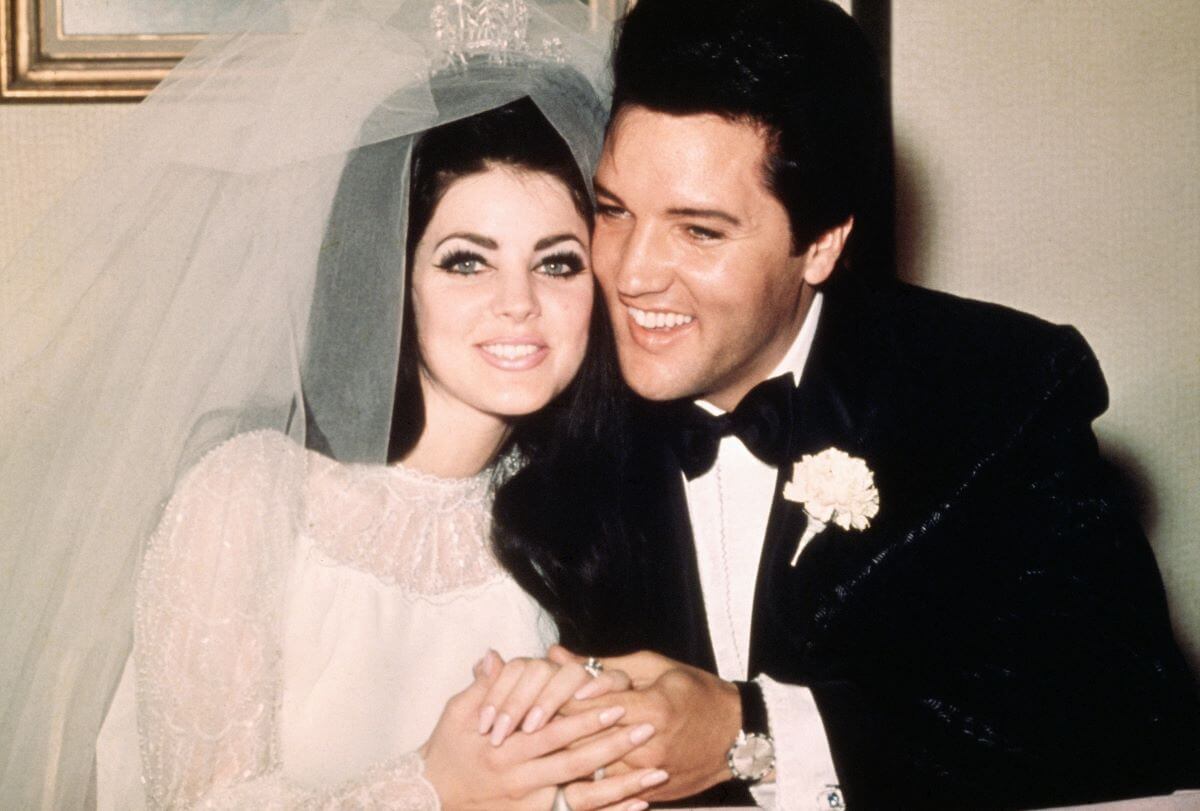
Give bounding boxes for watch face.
[732,733,775,779]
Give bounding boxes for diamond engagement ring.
[584,656,604,678]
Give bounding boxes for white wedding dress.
[96,430,553,809]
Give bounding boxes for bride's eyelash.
[434,249,488,274]
[537,251,586,277]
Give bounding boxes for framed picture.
[2,0,881,102]
[0,0,632,101]
[2,0,201,100]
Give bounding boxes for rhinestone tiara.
[430,0,565,72]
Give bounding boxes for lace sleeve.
[134,431,441,810]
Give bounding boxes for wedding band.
[550,786,574,811]
[593,766,606,781]
[584,656,604,678]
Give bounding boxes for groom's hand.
[554,648,741,801]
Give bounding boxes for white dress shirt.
[685,293,844,810]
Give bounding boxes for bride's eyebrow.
[534,233,584,251]
[434,232,498,251]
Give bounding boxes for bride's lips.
[477,339,549,370]
[623,303,697,350]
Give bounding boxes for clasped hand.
[547,646,742,803]
[421,650,668,811]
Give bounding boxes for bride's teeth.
[627,306,694,330]
[483,344,539,359]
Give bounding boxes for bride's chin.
[481,389,564,419]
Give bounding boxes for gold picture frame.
[0,0,200,101]
[1,0,631,102]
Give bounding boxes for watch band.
[734,679,769,737]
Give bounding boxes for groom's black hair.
[609,0,887,256]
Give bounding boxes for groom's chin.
[616,352,700,403]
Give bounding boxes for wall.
[2,1,1197,671]
[892,1,1199,672]
[0,105,130,266]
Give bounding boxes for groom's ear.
[800,216,854,286]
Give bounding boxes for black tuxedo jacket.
[556,275,1200,809]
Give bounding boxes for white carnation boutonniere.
[784,447,879,566]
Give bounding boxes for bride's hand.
[421,664,667,811]
[478,650,632,744]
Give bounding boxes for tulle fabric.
[0,1,610,806]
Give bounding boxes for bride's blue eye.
[537,251,586,277]
[435,250,488,275]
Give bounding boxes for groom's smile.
[592,105,841,411]
[626,305,695,331]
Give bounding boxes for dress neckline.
[304,449,504,594]
[382,459,494,489]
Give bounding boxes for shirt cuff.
[754,673,844,810]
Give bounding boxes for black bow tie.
[669,374,798,479]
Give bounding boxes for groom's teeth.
[628,306,694,330]
[482,344,540,359]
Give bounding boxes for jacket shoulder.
[844,279,1109,422]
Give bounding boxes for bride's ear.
[800,216,853,286]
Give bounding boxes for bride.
[0,1,659,808]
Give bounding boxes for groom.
[544,0,1200,808]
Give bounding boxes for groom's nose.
[607,223,674,297]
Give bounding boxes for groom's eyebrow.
[435,233,499,250]
[594,182,741,227]
[666,206,742,227]
[593,182,625,205]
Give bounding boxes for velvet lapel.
[747,277,899,678]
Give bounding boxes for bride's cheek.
[547,289,591,366]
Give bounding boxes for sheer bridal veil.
[0,0,610,805]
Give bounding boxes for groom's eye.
[596,203,628,219]
[686,224,724,242]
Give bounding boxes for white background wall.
[2,1,1197,673]
[892,1,1199,673]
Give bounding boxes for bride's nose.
[491,268,540,321]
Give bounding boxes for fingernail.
[627,802,649,811]
[598,706,626,726]
[574,679,603,700]
[640,770,669,788]
[629,723,655,745]
[521,706,545,733]
[478,705,496,735]
[490,713,512,746]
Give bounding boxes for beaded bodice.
[304,449,504,595]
